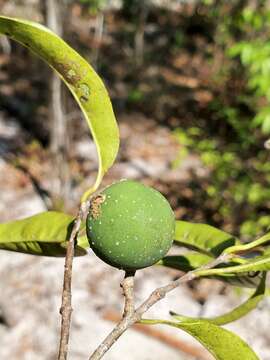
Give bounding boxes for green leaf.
[160,253,262,288]
[0,16,119,200]
[141,319,259,360]
[0,211,88,256]
[171,272,266,325]
[224,231,270,255]
[197,254,270,277]
[174,221,239,257]
[160,252,213,272]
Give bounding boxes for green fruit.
[86,180,175,270]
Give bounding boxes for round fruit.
[86,180,175,270]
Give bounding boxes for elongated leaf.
[0,16,119,200]
[141,319,259,360]
[160,253,262,288]
[224,231,270,255]
[175,221,239,256]
[196,254,270,277]
[171,272,266,325]
[0,211,88,256]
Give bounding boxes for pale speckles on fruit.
[86,180,175,271]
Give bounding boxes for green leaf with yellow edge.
[0,211,88,256]
[175,221,239,257]
[140,319,259,360]
[170,272,266,325]
[0,15,119,200]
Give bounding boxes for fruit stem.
[88,253,231,360]
[89,270,136,360]
[121,270,136,318]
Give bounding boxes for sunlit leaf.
[171,272,266,325]
[160,252,262,288]
[0,211,88,256]
[172,224,261,286]
[141,319,259,360]
[0,16,119,200]
[174,221,239,256]
[224,231,270,255]
[197,254,270,277]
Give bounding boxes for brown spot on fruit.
[90,194,106,220]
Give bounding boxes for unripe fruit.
[86,180,175,271]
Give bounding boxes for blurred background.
[1,0,270,359]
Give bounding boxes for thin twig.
[88,253,231,360]
[89,271,136,360]
[58,201,90,360]
[135,253,230,318]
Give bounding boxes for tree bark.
[45,0,70,208]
